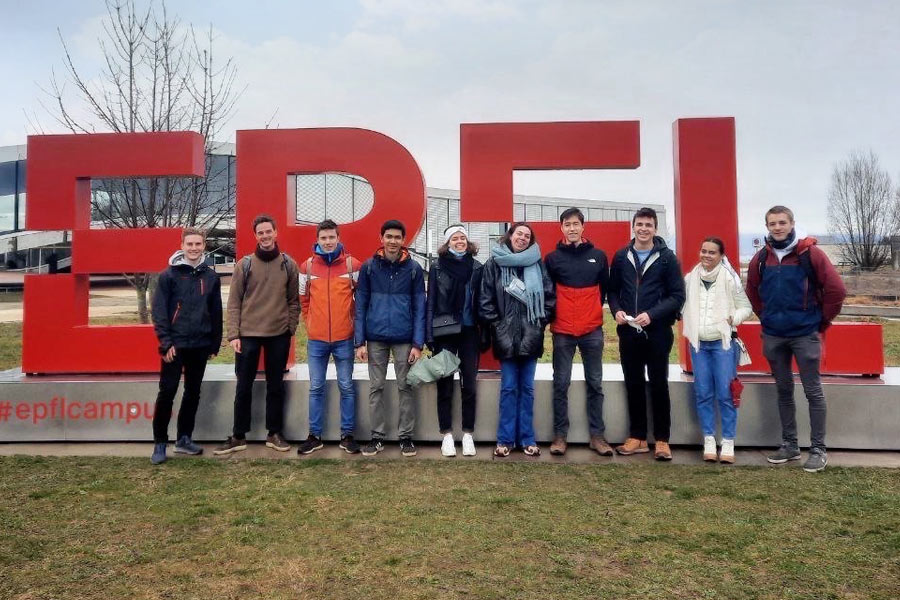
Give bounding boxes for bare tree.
[41,0,239,321]
[827,150,900,271]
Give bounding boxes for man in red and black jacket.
[545,208,613,456]
[746,205,846,473]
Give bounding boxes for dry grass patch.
[1,457,898,599]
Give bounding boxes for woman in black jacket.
[479,222,555,457]
[426,225,484,457]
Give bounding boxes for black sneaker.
[339,435,361,454]
[298,434,324,455]
[362,438,384,456]
[400,437,417,457]
[213,436,247,456]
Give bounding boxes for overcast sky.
[2,0,898,235]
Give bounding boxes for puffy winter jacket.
[607,236,685,330]
[299,248,362,343]
[354,248,426,349]
[425,256,485,343]
[745,237,846,337]
[151,251,223,355]
[545,239,609,336]
[478,257,556,360]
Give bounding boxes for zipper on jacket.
[327,257,333,342]
[172,301,181,325]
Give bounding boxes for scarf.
[491,242,545,323]
[256,243,281,262]
[682,257,742,351]
[315,243,343,265]
[768,228,796,250]
[437,251,474,316]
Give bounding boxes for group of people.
[149,204,845,473]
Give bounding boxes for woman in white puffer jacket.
[682,237,752,464]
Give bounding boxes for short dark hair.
[632,207,658,228]
[559,207,584,224]
[317,219,339,235]
[252,214,276,233]
[701,236,725,255]
[181,226,205,241]
[765,205,794,224]
[498,222,536,250]
[381,219,406,237]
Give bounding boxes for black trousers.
[618,324,673,441]
[433,326,480,433]
[152,347,210,443]
[233,333,292,438]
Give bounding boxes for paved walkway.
[2,442,898,467]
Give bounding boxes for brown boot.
[615,438,649,455]
[654,440,673,461]
[589,435,614,456]
[549,436,567,455]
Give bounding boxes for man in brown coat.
[214,214,300,455]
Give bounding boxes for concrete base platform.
[2,442,899,468]
[1,364,898,450]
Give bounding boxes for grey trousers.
[552,328,606,437]
[762,332,827,451]
[367,341,416,439]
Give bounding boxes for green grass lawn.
[1,315,899,370]
[0,457,898,599]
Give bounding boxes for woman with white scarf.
[682,237,751,464]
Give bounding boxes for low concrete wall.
[1,365,897,449]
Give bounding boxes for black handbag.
[432,314,462,338]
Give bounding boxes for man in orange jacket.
[297,219,363,455]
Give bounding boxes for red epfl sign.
[21,119,884,375]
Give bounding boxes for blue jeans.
[689,340,739,439]
[498,358,537,447]
[307,338,356,437]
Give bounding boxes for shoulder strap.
[756,247,769,278]
[346,256,356,291]
[241,255,253,289]
[799,250,819,291]
[303,257,314,297]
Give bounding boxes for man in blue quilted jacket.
[355,220,426,457]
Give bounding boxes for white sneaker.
[441,433,457,457]
[703,435,717,462]
[720,439,735,464]
[462,433,476,456]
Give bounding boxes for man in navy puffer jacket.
[149,227,222,464]
[355,220,426,457]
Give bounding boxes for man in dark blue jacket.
[150,227,223,464]
[607,208,685,461]
[355,220,426,457]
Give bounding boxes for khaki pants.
[367,341,416,439]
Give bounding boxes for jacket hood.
[374,247,411,264]
[556,238,595,253]
[168,250,208,269]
